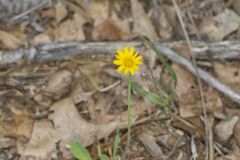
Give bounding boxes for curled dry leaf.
[149,1,172,39]
[53,13,86,42]
[233,119,240,145]
[172,64,195,97]
[93,20,126,40]
[200,9,240,40]
[17,90,145,159]
[131,0,158,41]
[55,1,67,23]
[0,30,25,49]
[0,137,16,148]
[138,131,163,157]
[179,87,225,119]
[213,62,240,88]
[233,0,240,15]
[215,116,239,142]
[44,70,72,98]
[17,96,119,159]
[88,0,109,26]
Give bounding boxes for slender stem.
[123,74,132,160]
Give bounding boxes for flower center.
[124,58,134,68]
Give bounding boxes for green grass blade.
[131,83,145,97]
[70,140,92,160]
[113,129,120,160]
[99,154,110,160]
[144,92,169,107]
[132,82,169,107]
[142,38,177,88]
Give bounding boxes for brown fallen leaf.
[0,137,16,149]
[93,20,126,40]
[17,94,146,159]
[138,131,163,157]
[44,70,72,98]
[233,0,240,15]
[172,64,196,97]
[172,116,205,139]
[233,119,240,145]
[200,9,240,40]
[131,0,158,41]
[0,30,25,49]
[179,87,225,119]
[53,13,86,42]
[213,62,240,88]
[149,1,172,39]
[17,96,119,159]
[32,33,52,45]
[88,0,109,26]
[215,116,239,142]
[55,1,68,23]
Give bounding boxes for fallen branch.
[0,40,240,105]
[155,42,240,105]
[1,40,240,66]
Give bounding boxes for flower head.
[113,47,142,75]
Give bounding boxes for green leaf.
[113,129,120,160]
[142,38,177,88]
[132,82,168,107]
[99,154,110,160]
[144,92,169,107]
[132,83,145,97]
[70,140,92,160]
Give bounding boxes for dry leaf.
[55,1,68,23]
[0,30,25,49]
[88,0,109,26]
[213,62,240,87]
[200,9,240,40]
[172,64,196,97]
[93,20,125,40]
[131,0,158,41]
[32,33,52,45]
[233,0,240,15]
[179,88,224,119]
[0,137,16,149]
[215,116,239,142]
[138,131,163,157]
[44,70,72,98]
[53,13,86,42]
[17,96,119,159]
[172,117,204,139]
[233,120,240,145]
[149,1,172,39]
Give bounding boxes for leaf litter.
[0,0,240,159]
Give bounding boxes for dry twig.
[170,1,210,159]
[0,41,240,106]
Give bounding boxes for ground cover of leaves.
[0,0,240,159]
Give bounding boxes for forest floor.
[0,0,240,159]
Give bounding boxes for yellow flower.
[113,47,142,75]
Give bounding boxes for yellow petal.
[133,51,139,58]
[113,60,122,65]
[124,68,129,75]
[115,54,121,59]
[133,65,139,70]
[135,55,142,60]
[117,49,124,57]
[129,47,134,56]
[117,66,124,72]
[135,61,142,65]
[124,47,129,55]
[130,69,134,75]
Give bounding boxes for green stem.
[123,74,132,159]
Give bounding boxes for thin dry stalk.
[170,0,212,160]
